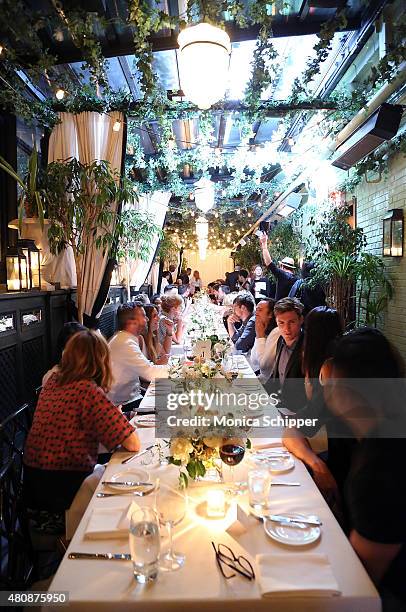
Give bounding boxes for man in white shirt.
[108,303,168,411]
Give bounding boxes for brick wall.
[355,151,406,359]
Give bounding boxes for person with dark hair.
[238,269,251,291]
[139,304,172,364]
[108,303,168,410]
[227,292,256,353]
[207,282,224,305]
[288,261,326,314]
[151,294,162,313]
[24,330,140,515]
[282,307,348,514]
[321,328,406,607]
[160,271,171,294]
[251,298,280,381]
[250,264,274,302]
[265,297,305,413]
[42,321,87,385]
[259,233,298,300]
[168,264,177,284]
[226,266,240,292]
[179,267,192,285]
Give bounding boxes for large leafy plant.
[44,158,161,323]
[0,147,45,231]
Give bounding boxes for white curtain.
[48,111,124,317]
[128,191,171,290]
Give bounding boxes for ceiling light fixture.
[178,23,231,110]
[55,88,65,100]
[112,120,122,132]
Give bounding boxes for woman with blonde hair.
[158,293,186,344]
[24,330,140,515]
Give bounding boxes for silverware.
[121,444,154,464]
[267,514,322,526]
[271,482,300,486]
[96,486,156,498]
[101,480,153,487]
[68,552,131,561]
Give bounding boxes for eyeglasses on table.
[211,542,255,581]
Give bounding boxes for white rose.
[170,438,193,464]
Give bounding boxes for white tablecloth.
[48,354,380,612]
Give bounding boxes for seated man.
[227,292,256,354]
[265,297,306,413]
[108,303,168,411]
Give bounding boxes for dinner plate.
[104,468,150,491]
[264,513,321,546]
[134,414,156,427]
[251,452,295,473]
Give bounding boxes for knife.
[68,552,131,561]
[121,445,154,464]
[271,482,300,486]
[101,481,153,487]
[267,514,322,526]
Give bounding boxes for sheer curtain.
[128,191,171,290]
[48,111,124,319]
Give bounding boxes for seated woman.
[24,330,140,516]
[250,298,279,380]
[42,321,86,385]
[324,328,406,608]
[158,293,185,345]
[139,304,172,364]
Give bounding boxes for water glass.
[129,507,160,583]
[248,468,271,513]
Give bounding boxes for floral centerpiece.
[167,356,250,487]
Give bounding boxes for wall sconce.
[18,239,41,290]
[383,209,404,257]
[6,245,28,291]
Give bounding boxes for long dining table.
[47,323,381,612]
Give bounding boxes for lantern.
[178,23,231,110]
[6,246,28,291]
[194,177,215,213]
[18,239,41,290]
[383,209,403,257]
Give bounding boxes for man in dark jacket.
[226,266,240,292]
[259,233,297,300]
[265,297,306,413]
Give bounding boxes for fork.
[97,487,156,498]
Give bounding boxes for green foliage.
[268,220,301,264]
[157,233,179,263]
[235,239,262,270]
[305,205,392,327]
[356,253,394,328]
[0,147,45,231]
[44,158,160,322]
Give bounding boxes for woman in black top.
[325,328,406,609]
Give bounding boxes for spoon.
[96,487,156,498]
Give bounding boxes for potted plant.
[0,147,45,231]
[44,158,162,323]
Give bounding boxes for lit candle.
[207,489,226,518]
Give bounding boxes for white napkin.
[84,501,139,540]
[252,438,283,450]
[256,552,341,598]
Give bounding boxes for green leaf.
[179,472,188,489]
[186,460,197,479]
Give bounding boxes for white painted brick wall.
[355,151,406,360]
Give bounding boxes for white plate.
[264,513,321,546]
[251,453,295,473]
[105,468,150,491]
[134,414,156,428]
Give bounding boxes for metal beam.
[48,16,360,64]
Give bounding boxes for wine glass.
[219,440,246,496]
[155,484,187,571]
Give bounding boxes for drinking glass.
[219,441,245,496]
[129,507,160,583]
[248,468,271,513]
[155,484,187,571]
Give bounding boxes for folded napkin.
[256,552,341,598]
[252,439,283,450]
[84,501,139,540]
